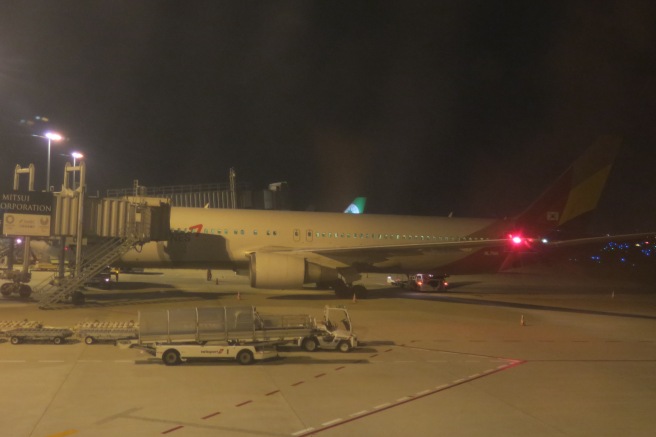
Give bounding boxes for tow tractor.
[388,273,448,292]
[295,306,357,352]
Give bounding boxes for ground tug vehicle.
[293,306,357,352]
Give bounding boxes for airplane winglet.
[344,197,367,214]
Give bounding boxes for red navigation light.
[509,234,523,245]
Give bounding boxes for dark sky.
[0,1,654,231]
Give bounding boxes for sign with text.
[3,213,51,237]
[0,192,53,237]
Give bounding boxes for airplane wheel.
[1,283,13,296]
[333,280,350,298]
[72,292,86,305]
[10,336,21,345]
[352,285,367,299]
[18,284,32,298]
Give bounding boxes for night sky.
[1,1,654,232]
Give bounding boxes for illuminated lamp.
[509,234,523,245]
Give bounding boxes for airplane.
[119,136,642,298]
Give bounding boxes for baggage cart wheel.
[84,336,95,345]
[162,349,181,366]
[53,336,64,345]
[10,336,21,345]
[236,349,254,365]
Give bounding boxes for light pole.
[44,132,63,191]
[71,152,83,189]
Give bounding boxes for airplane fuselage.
[120,207,515,275]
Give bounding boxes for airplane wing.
[244,231,656,272]
[539,232,656,248]
[244,238,513,270]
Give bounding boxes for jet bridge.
[1,161,170,308]
[34,193,170,308]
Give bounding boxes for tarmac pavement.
[0,266,655,436]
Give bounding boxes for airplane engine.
[249,253,337,289]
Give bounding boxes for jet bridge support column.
[13,165,35,280]
[0,164,38,299]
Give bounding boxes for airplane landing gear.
[331,280,368,299]
[0,271,33,299]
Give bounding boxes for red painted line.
[236,400,252,407]
[291,381,305,386]
[384,348,393,352]
[315,373,326,378]
[410,340,418,343]
[295,360,527,436]
[334,366,345,371]
[265,390,280,396]
[161,425,184,434]
[201,411,221,419]
[370,354,379,358]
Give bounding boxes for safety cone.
[352,293,357,303]
[520,315,526,326]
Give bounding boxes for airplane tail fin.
[514,135,621,237]
[344,197,367,214]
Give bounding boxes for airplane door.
[306,229,313,242]
[294,229,301,242]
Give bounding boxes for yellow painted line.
[47,430,78,437]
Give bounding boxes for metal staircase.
[36,233,143,309]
